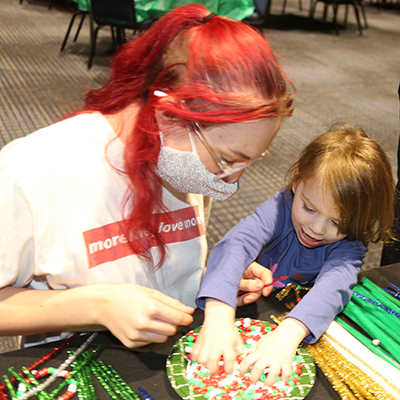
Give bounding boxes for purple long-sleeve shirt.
[196,189,366,343]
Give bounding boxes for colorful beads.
[186,318,304,400]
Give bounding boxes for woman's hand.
[94,284,194,348]
[238,318,309,386]
[190,299,243,374]
[0,284,193,348]
[237,262,273,307]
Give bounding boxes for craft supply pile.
[0,333,151,400]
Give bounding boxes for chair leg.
[73,12,86,42]
[323,3,329,19]
[281,0,287,14]
[344,4,349,28]
[60,11,79,51]
[88,27,99,69]
[359,1,368,28]
[88,14,99,69]
[332,5,339,34]
[111,26,116,45]
[299,0,303,11]
[353,4,363,34]
[309,0,318,18]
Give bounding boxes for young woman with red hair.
[0,5,294,348]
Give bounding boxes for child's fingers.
[221,348,237,374]
[198,351,220,374]
[238,351,258,376]
[280,362,293,384]
[249,359,271,384]
[263,363,282,386]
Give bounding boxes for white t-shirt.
[0,113,209,344]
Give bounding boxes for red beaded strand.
[0,333,79,395]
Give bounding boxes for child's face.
[291,177,347,248]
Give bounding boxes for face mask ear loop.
[158,131,164,146]
[186,125,199,155]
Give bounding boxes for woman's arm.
[0,284,194,348]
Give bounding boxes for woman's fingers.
[99,284,194,348]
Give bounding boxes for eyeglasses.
[190,121,270,180]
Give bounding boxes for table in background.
[1,264,398,399]
[72,0,256,24]
[135,0,256,23]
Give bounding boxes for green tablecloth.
[135,0,255,22]
[73,0,256,23]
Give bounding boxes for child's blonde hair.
[286,123,395,244]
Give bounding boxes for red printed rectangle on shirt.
[83,206,205,268]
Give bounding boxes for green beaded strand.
[75,365,96,399]
[84,356,140,400]
[2,375,16,400]
[6,367,49,400]
[47,347,101,399]
[88,364,120,400]
[95,360,140,400]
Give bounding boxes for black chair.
[309,0,368,34]
[60,0,90,52]
[242,0,271,29]
[88,0,152,69]
[281,0,304,14]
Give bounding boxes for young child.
[191,123,395,386]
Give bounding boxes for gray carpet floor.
[1,0,400,352]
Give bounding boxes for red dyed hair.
[82,5,294,266]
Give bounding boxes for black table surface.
[0,263,399,400]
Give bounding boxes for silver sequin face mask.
[156,135,238,201]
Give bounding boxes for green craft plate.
[166,320,316,400]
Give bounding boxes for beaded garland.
[0,332,148,400]
[15,368,77,400]
[0,334,79,400]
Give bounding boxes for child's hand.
[238,318,310,386]
[190,299,243,374]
